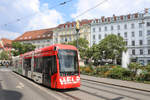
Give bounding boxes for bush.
[95,66,110,76]
[107,67,131,79]
[138,71,150,81]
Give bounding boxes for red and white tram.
[13,44,80,89]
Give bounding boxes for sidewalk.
[81,74,150,92]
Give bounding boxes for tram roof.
[21,44,77,57]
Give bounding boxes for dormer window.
[43,35,45,37]
[48,34,50,37]
[37,35,40,38]
[29,36,32,39]
[24,37,27,39]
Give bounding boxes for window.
[139,23,142,28]
[93,41,96,45]
[111,26,113,30]
[132,49,135,55]
[147,22,150,27]
[118,33,120,36]
[132,41,135,46]
[105,26,107,31]
[148,49,150,54]
[99,34,101,39]
[23,58,31,71]
[139,31,142,37]
[148,40,150,45]
[124,32,127,38]
[99,27,101,32]
[93,35,95,39]
[93,28,95,32]
[125,41,128,46]
[131,23,134,29]
[117,25,120,30]
[139,40,143,45]
[43,35,45,37]
[124,24,127,29]
[105,34,107,37]
[65,38,67,42]
[42,56,57,75]
[58,50,78,74]
[132,32,135,37]
[147,30,150,35]
[140,49,143,55]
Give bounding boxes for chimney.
[145,8,148,13]
[101,16,105,22]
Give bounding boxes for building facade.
[90,9,150,65]
[0,38,12,52]
[14,28,54,49]
[53,20,92,45]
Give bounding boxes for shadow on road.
[0,90,22,100]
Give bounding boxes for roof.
[0,38,12,49]
[57,19,92,29]
[14,28,55,42]
[21,44,77,57]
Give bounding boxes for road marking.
[12,72,63,100]
[16,82,24,89]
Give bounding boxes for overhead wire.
[0,0,73,28]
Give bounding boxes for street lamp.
[76,20,80,49]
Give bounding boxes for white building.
[90,9,150,65]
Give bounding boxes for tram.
[13,44,80,89]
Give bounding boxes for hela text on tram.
[59,76,80,85]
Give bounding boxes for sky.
[0,0,150,40]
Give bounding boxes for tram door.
[43,56,52,87]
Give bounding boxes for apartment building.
[90,9,150,65]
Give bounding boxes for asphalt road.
[0,66,150,100]
[0,67,60,100]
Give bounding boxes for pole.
[76,29,79,49]
[76,20,80,49]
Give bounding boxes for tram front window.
[58,49,79,76]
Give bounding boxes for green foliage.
[107,67,131,79]
[128,62,142,80]
[138,71,150,81]
[91,34,127,65]
[65,38,89,59]
[95,66,110,76]
[0,51,10,60]
[12,42,36,56]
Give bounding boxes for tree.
[65,38,89,59]
[93,34,127,65]
[11,42,36,56]
[0,51,10,60]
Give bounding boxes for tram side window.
[34,57,43,73]
[43,56,57,75]
[23,59,31,70]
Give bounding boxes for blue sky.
[0,0,149,39]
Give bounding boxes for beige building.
[53,19,92,46]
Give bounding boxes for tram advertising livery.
[13,44,80,89]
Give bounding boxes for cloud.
[24,3,64,31]
[0,0,64,39]
[71,0,150,20]
[0,30,20,40]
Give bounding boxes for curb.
[81,77,150,92]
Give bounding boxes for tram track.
[81,78,150,93]
[81,79,150,96]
